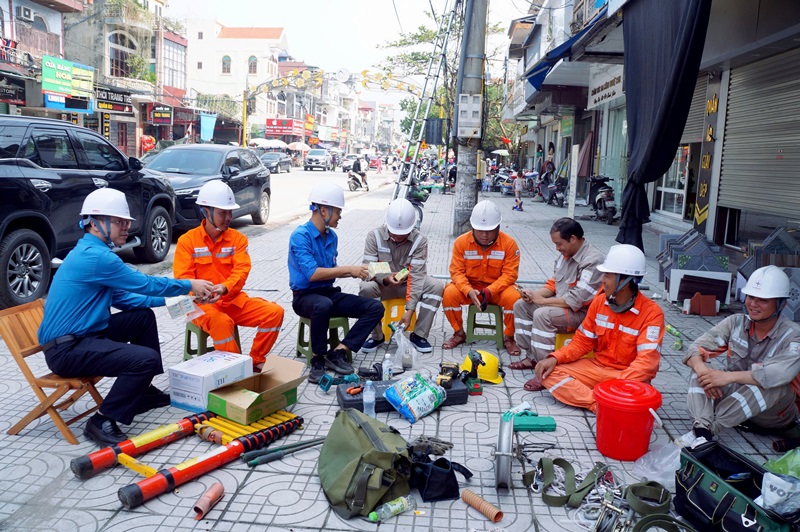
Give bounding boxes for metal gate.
[681,73,708,144]
[718,48,800,217]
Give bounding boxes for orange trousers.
[193,296,284,365]
[542,358,623,412]
[442,283,520,337]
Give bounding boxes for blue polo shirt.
[288,220,338,291]
[38,233,192,345]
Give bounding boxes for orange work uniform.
[173,222,284,366]
[542,291,664,412]
[443,230,521,336]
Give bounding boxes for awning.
[526,7,607,90]
[0,61,36,80]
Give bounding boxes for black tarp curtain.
[616,0,713,249]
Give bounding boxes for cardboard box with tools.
[169,352,253,412]
[207,356,307,424]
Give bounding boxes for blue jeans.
[292,286,384,357]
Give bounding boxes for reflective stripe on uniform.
[411,259,425,265]
[214,336,235,345]
[192,251,212,258]
[516,318,533,326]
[637,343,660,351]
[688,386,706,395]
[579,326,597,339]
[418,302,438,312]
[532,341,555,350]
[549,376,573,393]
[596,320,614,329]
[443,306,461,311]
[619,325,639,336]
[516,329,532,337]
[257,327,281,333]
[423,293,442,301]
[576,281,598,295]
[363,254,378,262]
[730,392,753,418]
[532,328,556,338]
[464,255,483,260]
[745,385,768,412]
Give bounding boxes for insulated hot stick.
[247,438,326,467]
[118,416,302,509]
[71,411,216,480]
[240,436,327,462]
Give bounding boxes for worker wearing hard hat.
[442,200,521,355]
[534,245,664,412]
[360,199,444,353]
[684,265,800,442]
[511,218,605,392]
[38,188,214,446]
[288,182,384,384]
[173,181,285,373]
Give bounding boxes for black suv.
[0,116,176,309]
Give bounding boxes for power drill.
[436,362,461,389]
[463,350,485,395]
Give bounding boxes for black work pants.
[44,308,162,425]
[292,286,383,357]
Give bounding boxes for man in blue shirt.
[289,182,383,383]
[38,188,214,446]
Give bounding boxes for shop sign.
[588,64,623,110]
[42,55,94,99]
[95,87,133,114]
[44,93,93,113]
[265,118,303,136]
[318,125,332,141]
[149,104,173,125]
[304,113,315,132]
[173,108,195,124]
[560,115,574,137]
[102,113,111,139]
[340,129,348,141]
[0,75,25,105]
[309,137,319,145]
[693,72,721,233]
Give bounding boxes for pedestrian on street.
[684,266,800,442]
[442,200,522,355]
[288,183,384,384]
[173,181,285,373]
[37,188,214,446]
[511,218,605,391]
[513,171,525,211]
[360,199,444,354]
[534,245,664,411]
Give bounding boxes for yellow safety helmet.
[460,350,504,384]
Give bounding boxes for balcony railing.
[105,4,154,31]
[571,0,603,33]
[16,25,61,60]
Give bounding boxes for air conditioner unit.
[15,6,34,22]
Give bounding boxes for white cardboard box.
[169,352,252,412]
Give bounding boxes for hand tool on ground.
[346,385,363,395]
[436,362,460,389]
[240,436,327,462]
[513,411,557,432]
[462,350,485,395]
[247,438,325,467]
[318,373,359,393]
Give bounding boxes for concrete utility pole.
[452,0,488,236]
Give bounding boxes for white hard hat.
[80,188,134,220]
[597,244,647,276]
[742,265,791,299]
[197,180,240,209]
[385,199,416,235]
[309,182,345,209]
[470,200,501,231]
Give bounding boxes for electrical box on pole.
[456,94,482,137]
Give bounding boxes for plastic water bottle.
[368,495,416,522]
[362,380,376,418]
[382,353,393,381]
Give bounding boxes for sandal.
[524,376,546,392]
[504,336,521,357]
[442,330,466,349]
[508,357,536,371]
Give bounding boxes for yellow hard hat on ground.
[460,350,504,384]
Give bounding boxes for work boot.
[409,332,432,353]
[325,348,354,374]
[84,414,128,446]
[361,336,385,353]
[308,356,327,384]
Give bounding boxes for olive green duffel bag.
[318,408,411,518]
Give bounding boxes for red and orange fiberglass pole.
[71,411,216,480]
[118,416,303,509]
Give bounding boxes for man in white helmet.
[442,200,522,354]
[38,188,214,446]
[288,182,384,383]
[173,181,285,372]
[534,244,664,412]
[359,199,444,353]
[684,265,800,442]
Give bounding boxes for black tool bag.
[410,453,472,502]
[675,441,800,531]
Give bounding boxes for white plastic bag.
[755,472,800,516]
[391,323,418,371]
[632,443,681,491]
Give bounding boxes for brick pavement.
[0,181,780,531]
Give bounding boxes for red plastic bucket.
[593,379,662,461]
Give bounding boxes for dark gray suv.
[0,116,176,308]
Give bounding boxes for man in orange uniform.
[442,200,521,354]
[534,244,664,411]
[174,181,284,372]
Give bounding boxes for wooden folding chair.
[0,299,103,444]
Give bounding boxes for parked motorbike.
[347,170,368,191]
[588,175,616,224]
[535,170,566,207]
[491,168,512,191]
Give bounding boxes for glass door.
[655,145,689,218]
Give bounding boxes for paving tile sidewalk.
[0,182,780,532]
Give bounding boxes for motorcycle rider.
[352,155,368,191]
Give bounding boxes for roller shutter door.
[680,74,708,144]
[718,48,800,217]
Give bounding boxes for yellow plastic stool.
[184,322,241,360]
[296,316,352,365]
[465,304,504,349]
[381,298,416,340]
[555,331,594,358]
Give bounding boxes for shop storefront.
[264,117,305,142]
[94,86,135,155]
[143,103,173,141]
[0,74,26,114]
[26,55,94,122]
[173,108,196,142]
